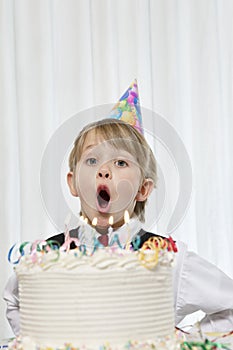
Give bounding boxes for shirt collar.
[76,216,142,249]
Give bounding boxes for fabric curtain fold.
[1,0,233,338]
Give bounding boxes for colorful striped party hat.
[109,79,143,134]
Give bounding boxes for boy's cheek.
[75,166,95,186]
[114,179,136,203]
[76,175,96,206]
[108,180,138,214]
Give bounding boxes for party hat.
[109,79,144,134]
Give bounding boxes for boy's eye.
[115,160,128,167]
[86,158,97,166]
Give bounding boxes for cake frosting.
[8,236,179,350]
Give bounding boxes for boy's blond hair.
[69,118,157,222]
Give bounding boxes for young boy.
[51,117,157,248]
[4,82,233,336]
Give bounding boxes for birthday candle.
[92,217,97,236]
[124,210,130,224]
[92,217,98,226]
[124,210,131,250]
[64,213,72,242]
[79,215,86,243]
[62,213,80,251]
[91,217,98,246]
[108,216,114,235]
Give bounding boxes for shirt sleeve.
[174,241,233,332]
[2,273,20,335]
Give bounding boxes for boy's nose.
[97,167,112,179]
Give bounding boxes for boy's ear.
[67,172,79,197]
[136,178,154,202]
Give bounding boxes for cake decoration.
[8,230,177,268]
[9,335,183,350]
[180,339,230,349]
[8,210,177,266]
[9,333,231,350]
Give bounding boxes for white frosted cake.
[9,237,179,350]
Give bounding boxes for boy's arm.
[3,273,20,335]
[175,241,233,332]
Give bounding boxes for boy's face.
[67,130,152,231]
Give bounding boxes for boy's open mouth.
[96,185,111,213]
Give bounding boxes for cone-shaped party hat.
[109,79,143,134]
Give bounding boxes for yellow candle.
[124,210,130,224]
[108,216,114,235]
[92,217,98,226]
[91,217,97,245]
[124,210,131,250]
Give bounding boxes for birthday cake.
[8,236,179,350]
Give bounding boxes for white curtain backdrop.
[1,0,233,339]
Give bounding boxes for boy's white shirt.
[3,217,233,336]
